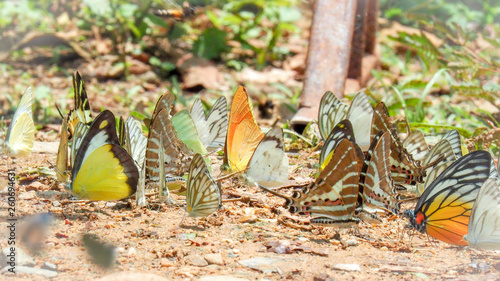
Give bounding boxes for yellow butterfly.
[3,87,35,158]
[68,110,139,201]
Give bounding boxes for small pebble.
[52,201,61,207]
[346,239,358,247]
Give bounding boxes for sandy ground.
[1,148,500,281]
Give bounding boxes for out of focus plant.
[196,0,302,69]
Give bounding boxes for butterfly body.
[69,110,138,201]
[404,151,491,245]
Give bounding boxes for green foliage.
[200,0,301,69]
[375,1,500,140]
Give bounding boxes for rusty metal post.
[347,0,367,79]
[291,0,357,126]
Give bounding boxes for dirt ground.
[1,146,500,281]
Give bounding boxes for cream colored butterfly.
[465,178,500,250]
[3,87,35,157]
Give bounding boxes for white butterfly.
[190,97,228,151]
[3,87,35,157]
[465,178,500,250]
[186,153,221,217]
[246,127,289,188]
[318,91,373,151]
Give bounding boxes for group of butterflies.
[2,72,288,220]
[3,74,500,250]
[258,91,500,250]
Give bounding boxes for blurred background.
[0,0,500,153]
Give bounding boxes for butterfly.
[118,116,148,206]
[185,153,221,217]
[68,110,139,201]
[56,116,69,182]
[465,178,500,250]
[259,139,363,226]
[441,130,463,158]
[171,109,208,156]
[358,130,400,217]
[404,150,491,245]
[190,97,228,151]
[3,87,35,158]
[319,119,363,170]
[318,91,373,150]
[153,1,194,21]
[224,86,264,172]
[371,102,427,186]
[119,116,147,169]
[246,127,289,188]
[415,137,458,195]
[67,72,92,138]
[402,130,429,163]
[145,92,189,186]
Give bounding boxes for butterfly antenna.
[256,183,293,200]
[55,103,65,119]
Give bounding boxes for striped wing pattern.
[318,91,348,140]
[124,117,147,169]
[67,72,92,137]
[145,108,188,184]
[186,153,221,217]
[406,151,491,245]
[371,102,425,186]
[359,131,399,214]
[191,97,228,150]
[465,178,500,250]
[287,139,362,224]
[56,116,69,182]
[319,120,364,170]
[402,130,429,162]
[442,130,463,158]
[70,122,90,167]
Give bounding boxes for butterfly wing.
[246,127,289,188]
[442,130,463,158]
[67,72,92,137]
[124,117,147,169]
[70,110,138,201]
[346,92,373,150]
[190,98,210,147]
[403,130,429,162]
[318,91,348,140]
[319,120,362,170]
[70,122,90,168]
[288,139,362,223]
[466,178,500,250]
[408,151,491,245]
[205,97,228,150]
[171,109,207,155]
[360,130,399,214]
[145,106,188,184]
[56,116,69,182]
[224,87,264,171]
[186,154,221,217]
[4,87,35,157]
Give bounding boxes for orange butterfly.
[224,86,264,172]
